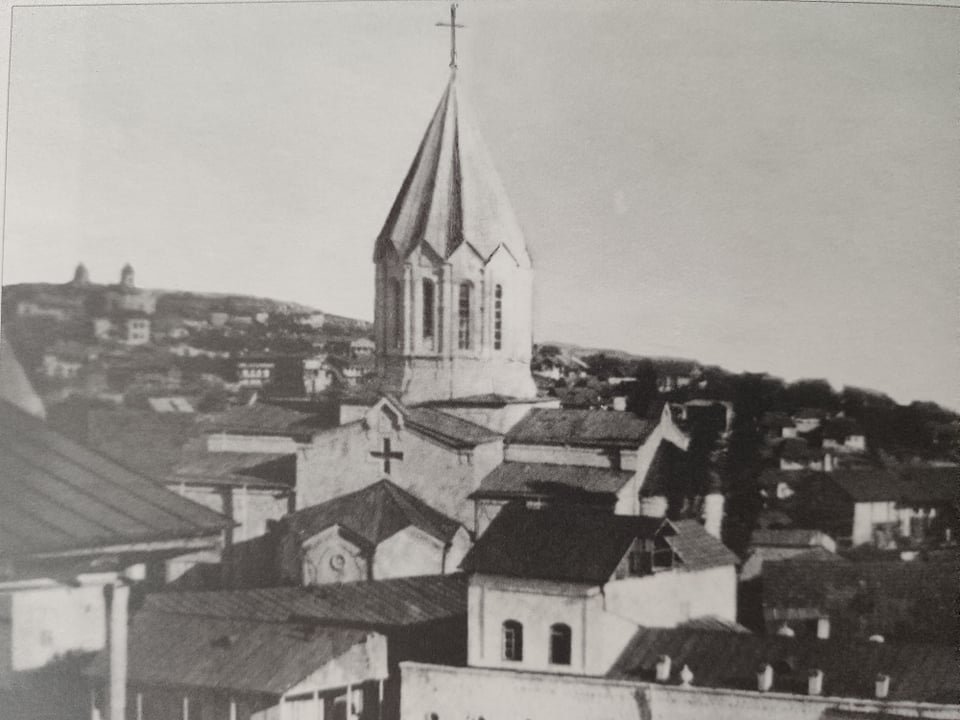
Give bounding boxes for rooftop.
[139,573,467,629]
[282,479,462,547]
[202,403,326,440]
[0,400,230,561]
[471,462,633,502]
[402,406,501,449]
[608,627,958,704]
[461,506,736,585]
[750,529,832,548]
[505,408,656,449]
[171,443,296,490]
[826,467,956,503]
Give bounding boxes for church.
[295,39,700,542]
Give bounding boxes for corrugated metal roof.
[505,408,656,449]
[86,611,373,695]
[142,573,467,629]
[282,479,462,546]
[472,462,632,501]
[403,406,501,449]
[608,627,958,704]
[0,400,230,559]
[374,75,530,267]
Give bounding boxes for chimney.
[824,452,833,472]
[816,617,830,640]
[757,663,774,692]
[613,396,627,412]
[807,669,823,696]
[655,655,672,682]
[875,673,890,699]
[679,665,694,687]
[703,492,724,539]
[776,624,795,638]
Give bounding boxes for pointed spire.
[375,75,530,267]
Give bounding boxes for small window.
[391,279,403,349]
[550,623,572,665]
[458,283,471,350]
[493,284,503,350]
[422,279,435,340]
[502,620,523,661]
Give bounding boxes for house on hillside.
[85,574,467,720]
[273,480,470,586]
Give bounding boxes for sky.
[1,0,957,407]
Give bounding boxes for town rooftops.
[505,408,656,449]
[471,462,633,502]
[282,479,462,548]
[762,556,954,644]
[139,573,467,629]
[0,400,230,561]
[608,626,957,704]
[461,506,736,585]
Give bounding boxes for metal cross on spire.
[435,3,465,70]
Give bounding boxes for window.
[391,279,403,349]
[550,623,572,665]
[458,283,471,350]
[493,284,503,350]
[422,279,435,341]
[502,620,523,661]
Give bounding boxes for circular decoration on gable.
[329,554,346,571]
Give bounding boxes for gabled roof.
[461,506,735,585]
[826,467,956,503]
[0,400,230,560]
[86,611,372,695]
[282,479,462,547]
[140,573,467,629]
[471,462,633,502]
[375,73,530,266]
[402,406,501,449]
[608,627,958,704]
[171,443,296,490]
[505,408,656,449]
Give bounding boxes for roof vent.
[776,624,795,638]
[757,664,774,693]
[679,664,694,687]
[655,655,672,683]
[807,669,823,696]
[875,673,890,699]
[868,634,885,643]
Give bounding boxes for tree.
[625,360,660,418]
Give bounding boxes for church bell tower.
[372,9,537,405]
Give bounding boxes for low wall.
[399,662,960,720]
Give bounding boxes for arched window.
[390,279,403,350]
[550,623,572,665]
[458,282,472,350]
[422,279,435,342]
[502,620,523,661]
[493,284,503,350]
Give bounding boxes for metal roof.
[505,408,656,449]
[374,74,530,267]
[282,479,462,547]
[141,573,467,629]
[608,627,958,705]
[471,462,633,501]
[0,400,231,560]
[86,611,374,695]
[462,507,735,585]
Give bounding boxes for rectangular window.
[422,279,434,340]
[494,285,503,350]
[458,283,471,350]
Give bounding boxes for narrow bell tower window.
[422,279,435,341]
[494,284,503,350]
[391,279,403,350]
[458,282,471,350]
